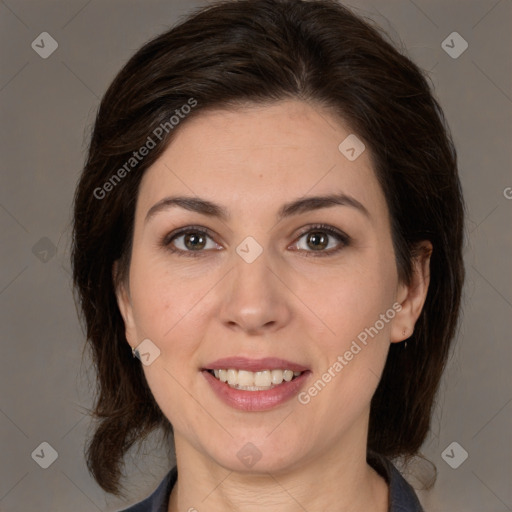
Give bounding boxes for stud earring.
[132,346,140,359]
[402,328,407,349]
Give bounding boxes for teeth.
[254,370,271,387]
[271,369,283,385]
[227,369,238,386]
[283,370,294,382]
[238,370,254,387]
[209,368,303,389]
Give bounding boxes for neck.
[167,429,389,512]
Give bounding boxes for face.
[116,99,429,474]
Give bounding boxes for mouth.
[201,363,311,411]
[204,368,304,391]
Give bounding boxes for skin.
[115,99,432,512]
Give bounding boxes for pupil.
[185,232,205,250]
[308,232,327,250]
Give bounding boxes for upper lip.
[203,357,309,373]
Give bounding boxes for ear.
[112,260,138,348]
[390,241,433,343]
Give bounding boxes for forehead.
[136,100,387,224]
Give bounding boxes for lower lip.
[202,370,311,412]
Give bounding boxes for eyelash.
[160,223,351,258]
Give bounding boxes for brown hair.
[71,0,465,498]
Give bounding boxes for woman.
[71,0,465,510]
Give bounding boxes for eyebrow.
[144,192,370,224]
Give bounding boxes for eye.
[161,226,220,257]
[291,224,350,257]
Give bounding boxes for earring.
[132,346,140,359]
[403,328,408,350]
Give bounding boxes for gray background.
[1,0,511,510]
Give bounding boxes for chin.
[203,436,305,475]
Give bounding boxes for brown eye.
[305,231,329,251]
[161,226,220,257]
[292,224,350,257]
[182,232,207,251]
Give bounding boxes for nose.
[219,247,292,336]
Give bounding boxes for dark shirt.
[118,452,424,512]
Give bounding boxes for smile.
[207,368,303,390]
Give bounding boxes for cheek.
[128,263,209,385]
[316,256,397,336]
[128,249,197,337]
[302,255,397,405]
[132,274,205,427]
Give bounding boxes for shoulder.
[116,466,177,512]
